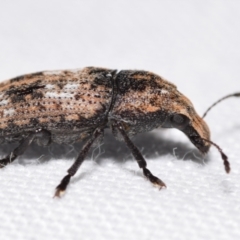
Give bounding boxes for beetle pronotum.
[0,67,238,197]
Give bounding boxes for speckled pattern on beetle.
[0,67,230,197]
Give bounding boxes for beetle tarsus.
[54,174,71,198]
[0,134,34,167]
[0,129,51,168]
[0,154,17,168]
[143,168,166,189]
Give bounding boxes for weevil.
[0,67,238,197]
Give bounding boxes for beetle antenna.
[201,137,230,173]
[202,92,240,118]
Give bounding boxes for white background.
[0,1,240,240]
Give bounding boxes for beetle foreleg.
[54,127,104,198]
[113,121,166,189]
[0,129,51,168]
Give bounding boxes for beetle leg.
[113,121,166,189]
[54,127,103,198]
[0,129,51,168]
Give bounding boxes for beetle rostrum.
[0,67,236,197]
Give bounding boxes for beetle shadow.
[96,130,208,164]
[0,129,209,167]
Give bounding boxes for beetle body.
[0,67,224,197]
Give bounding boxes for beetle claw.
[54,188,65,198]
[154,180,167,190]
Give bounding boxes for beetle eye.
[171,114,189,128]
[173,114,184,124]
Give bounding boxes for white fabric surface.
[0,1,239,240]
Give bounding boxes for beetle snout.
[184,116,211,154]
[189,135,210,154]
[161,111,211,154]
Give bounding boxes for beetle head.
[161,93,211,154]
[160,88,231,173]
[169,112,210,154]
